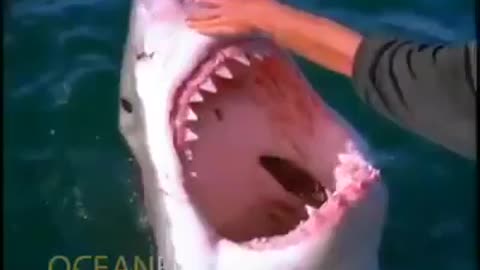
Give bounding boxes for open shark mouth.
[169,37,380,250]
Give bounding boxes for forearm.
[253,3,362,77]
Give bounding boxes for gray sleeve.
[351,37,477,160]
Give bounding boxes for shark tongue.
[259,155,328,208]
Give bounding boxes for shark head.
[119,1,388,270]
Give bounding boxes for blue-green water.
[3,1,476,269]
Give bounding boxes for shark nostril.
[121,98,133,113]
[136,51,154,60]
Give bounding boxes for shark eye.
[121,97,133,113]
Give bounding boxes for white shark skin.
[118,1,388,270]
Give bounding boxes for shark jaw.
[120,2,388,270]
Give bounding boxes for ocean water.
[3,0,476,270]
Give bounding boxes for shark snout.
[138,0,209,21]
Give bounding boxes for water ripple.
[11,0,105,19]
[57,26,113,48]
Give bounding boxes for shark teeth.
[332,194,348,207]
[232,54,250,66]
[185,149,193,160]
[253,237,267,244]
[189,92,203,103]
[358,178,373,190]
[185,107,198,121]
[215,65,233,79]
[337,153,351,164]
[200,78,217,93]
[185,128,198,142]
[305,206,316,216]
[253,52,265,61]
[250,237,268,245]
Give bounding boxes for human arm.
[352,38,477,160]
[186,0,362,77]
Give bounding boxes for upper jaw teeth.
[185,149,193,160]
[189,92,203,102]
[186,108,198,121]
[184,128,198,142]
[253,53,264,60]
[194,49,265,96]
[177,49,267,161]
[215,65,233,79]
[200,78,217,93]
[232,54,250,66]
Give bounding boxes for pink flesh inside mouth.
[169,38,380,250]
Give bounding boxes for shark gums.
[119,1,388,269]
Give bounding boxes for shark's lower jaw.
[169,38,381,251]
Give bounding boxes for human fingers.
[186,18,223,29]
[192,0,223,5]
[185,5,221,21]
[187,23,238,36]
[198,27,239,36]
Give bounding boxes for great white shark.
[118,1,388,269]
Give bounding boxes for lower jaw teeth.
[252,237,267,245]
[305,205,316,216]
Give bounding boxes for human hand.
[185,0,276,36]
